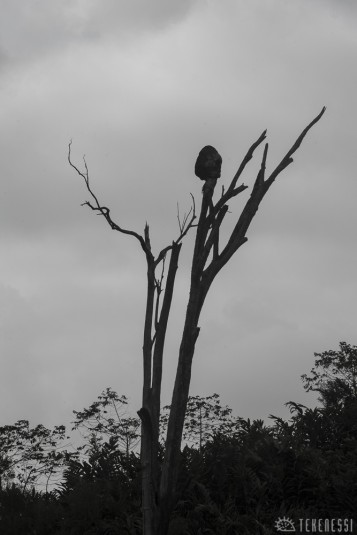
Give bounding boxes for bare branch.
[205,107,326,285]
[265,106,326,187]
[251,142,269,194]
[152,241,182,399]
[176,203,183,234]
[181,206,192,232]
[197,204,229,271]
[155,194,196,267]
[68,141,150,255]
[154,255,166,331]
[175,194,196,244]
[144,223,152,252]
[215,129,267,213]
[229,183,249,198]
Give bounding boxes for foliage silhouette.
[0,420,68,493]
[1,342,356,534]
[72,387,140,458]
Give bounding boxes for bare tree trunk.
[158,108,326,533]
[68,147,195,534]
[139,241,183,533]
[69,107,325,535]
[158,191,219,531]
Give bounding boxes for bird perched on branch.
[195,145,222,196]
[195,145,222,181]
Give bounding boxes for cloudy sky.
[0,0,356,433]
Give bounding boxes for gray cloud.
[0,0,197,67]
[0,0,356,431]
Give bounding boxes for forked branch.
[68,140,149,255]
[196,107,326,290]
[231,106,327,237]
[214,129,267,213]
[68,141,196,267]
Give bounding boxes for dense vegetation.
[1,342,356,534]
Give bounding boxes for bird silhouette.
[194,145,222,181]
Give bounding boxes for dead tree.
[68,106,325,534]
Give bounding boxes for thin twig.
[68,141,150,255]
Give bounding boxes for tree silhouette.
[69,106,325,534]
[302,341,357,407]
[0,420,68,493]
[161,393,234,452]
[72,387,140,459]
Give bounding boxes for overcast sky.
[0,0,356,433]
